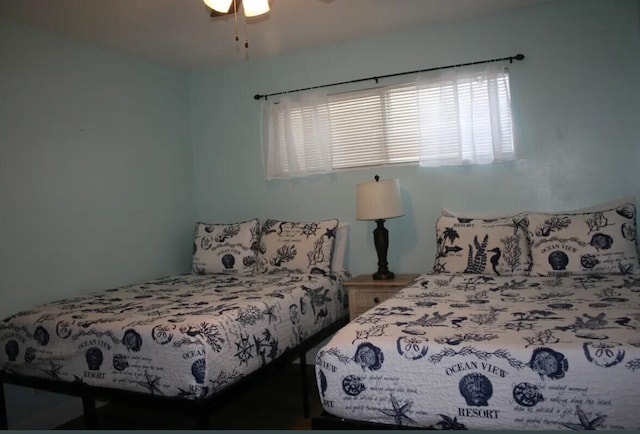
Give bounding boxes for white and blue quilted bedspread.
[316,273,640,430]
[0,272,348,399]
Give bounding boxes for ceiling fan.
[203,0,270,48]
[204,0,270,18]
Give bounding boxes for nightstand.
[345,274,419,320]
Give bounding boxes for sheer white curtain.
[417,64,515,167]
[261,91,332,180]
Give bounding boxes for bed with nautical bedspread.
[0,217,349,429]
[315,198,640,430]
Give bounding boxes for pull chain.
[233,0,239,44]
[243,12,249,48]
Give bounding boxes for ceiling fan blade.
[207,0,240,16]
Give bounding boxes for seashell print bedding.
[0,272,348,399]
[315,273,640,430]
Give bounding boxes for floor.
[55,364,322,430]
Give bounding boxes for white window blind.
[329,86,421,170]
[262,64,515,180]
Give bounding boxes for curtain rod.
[254,53,524,101]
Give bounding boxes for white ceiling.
[0,0,558,71]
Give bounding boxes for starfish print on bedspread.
[262,304,277,324]
[561,405,607,430]
[434,414,468,430]
[379,393,415,426]
[40,360,63,380]
[134,370,163,395]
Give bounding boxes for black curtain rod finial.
[254,94,263,100]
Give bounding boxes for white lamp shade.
[356,178,404,220]
[243,0,270,17]
[203,0,233,13]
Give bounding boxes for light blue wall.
[1,0,639,428]
[0,19,194,427]
[190,0,640,277]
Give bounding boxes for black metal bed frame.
[0,316,348,430]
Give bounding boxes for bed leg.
[0,382,7,430]
[81,394,98,429]
[299,351,310,419]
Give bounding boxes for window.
[262,64,515,180]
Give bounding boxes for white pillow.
[331,222,349,273]
[433,215,530,275]
[192,219,260,275]
[528,201,638,276]
[256,219,339,275]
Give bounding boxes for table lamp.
[356,175,404,280]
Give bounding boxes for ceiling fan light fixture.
[204,0,233,14]
[243,0,269,17]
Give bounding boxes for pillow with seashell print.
[433,215,531,276]
[527,200,638,276]
[192,219,261,275]
[256,218,339,275]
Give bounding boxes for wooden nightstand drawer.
[345,274,419,320]
[351,288,397,315]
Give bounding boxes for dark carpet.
[55,364,322,430]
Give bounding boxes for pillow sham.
[433,215,530,275]
[256,219,339,275]
[192,219,261,275]
[528,203,638,276]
